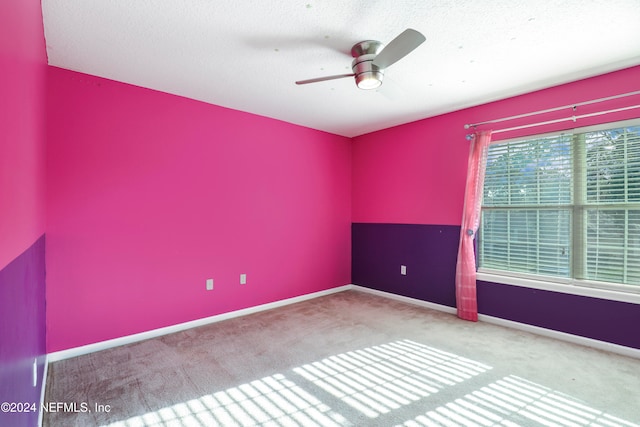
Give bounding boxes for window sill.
[477,271,640,305]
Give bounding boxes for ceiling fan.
[295,28,426,90]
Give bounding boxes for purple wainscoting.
[352,223,460,307]
[0,236,46,427]
[477,281,640,350]
[352,222,640,350]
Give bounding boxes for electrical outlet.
[401,265,407,275]
[240,274,247,285]
[206,278,214,291]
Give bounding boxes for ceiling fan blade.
[373,28,425,69]
[295,73,355,85]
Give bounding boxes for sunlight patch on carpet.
[101,373,347,427]
[293,339,492,418]
[98,340,638,427]
[396,375,640,427]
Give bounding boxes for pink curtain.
[455,130,492,321]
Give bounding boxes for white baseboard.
[47,285,352,362]
[350,285,458,315]
[47,283,640,363]
[478,314,640,359]
[351,285,640,359]
[38,354,48,427]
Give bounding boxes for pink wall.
[39,49,640,353]
[352,65,640,225]
[0,0,47,269]
[46,68,352,352]
[0,0,48,424]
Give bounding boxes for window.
[478,120,640,293]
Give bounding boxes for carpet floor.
[44,289,640,426]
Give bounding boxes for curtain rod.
[464,90,640,130]
[465,104,640,140]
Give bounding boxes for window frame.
[476,118,640,304]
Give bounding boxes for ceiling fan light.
[356,72,383,90]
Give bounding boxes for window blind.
[581,127,640,284]
[479,124,640,289]
[480,134,573,278]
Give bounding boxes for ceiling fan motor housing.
[294,30,424,89]
[351,40,384,89]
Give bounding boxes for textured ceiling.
[42,0,640,137]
